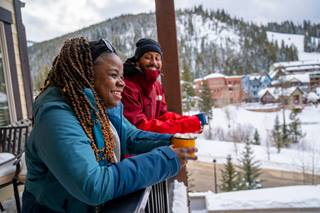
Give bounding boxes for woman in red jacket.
[122,38,207,134]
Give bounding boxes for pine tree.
[181,62,195,113]
[252,129,261,145]
[281,117,290,148]
[220,155,240,192]
[199,80,213,138]
[238,142,262,190]
[288,110,305,144]
[272,114,283,153]
[199,81,213,119]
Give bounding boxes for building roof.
[307,92,319,102]
[272,60,320,70]
[269,60,320,79]
[273,73,310,85]
[281,87,303,96]
[204,73,225,80]
[225,75,243,79]
[258,87,303,99]
[196,73,243,81]
[258,87,279,99]
[286,65,320,73]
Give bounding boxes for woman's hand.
[170,146,198,169]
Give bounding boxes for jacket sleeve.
[112,146,179,199]
[121,114,173,154]
[137,113,202,134]
[107,103,173,156]
[122,82,201,134]
[33,103,179,206]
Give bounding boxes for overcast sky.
[21,0,320,42]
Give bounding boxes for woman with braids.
[22,37,195,212]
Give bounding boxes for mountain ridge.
[29,7,318,89]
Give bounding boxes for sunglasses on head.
[101,39,117,54]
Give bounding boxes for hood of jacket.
[123,56,143,77]
[32,87,68,124]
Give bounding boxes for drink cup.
[172,136,196,158]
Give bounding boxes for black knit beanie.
[89,39,117,62]
[134,38,162,60]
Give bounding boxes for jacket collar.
[124,58,157,95]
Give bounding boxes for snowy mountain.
[267,31,320,61]
[28,7,319,89]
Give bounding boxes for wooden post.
[155,0,182,114]
[155,0,189,188]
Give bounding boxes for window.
[0,23,12,126]
[293,95,300,104]
[0,43,10,125]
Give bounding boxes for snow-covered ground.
[197,139,320,174]
[172,180,188,213]
[195,104,320,174]
[211,104,319,150]
[183,104,320,212]
[190,185,320,211]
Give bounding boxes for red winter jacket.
[122,60,201,134]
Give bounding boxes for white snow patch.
[172,180,189,213]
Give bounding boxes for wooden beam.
[155,0,182,114]
[14,0,33,119]
[155,0,189,187]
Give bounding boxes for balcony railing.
[102,180,172,213]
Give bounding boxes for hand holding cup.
[171,133,198,159]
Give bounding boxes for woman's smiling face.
[93,53,125,108]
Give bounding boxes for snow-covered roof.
[282,87,302,96]
[289,74,310,83]
[258,87,280,99]
[269,60,320,79]
[272,60,320,69]
[204,73,225,80]
[278,73,310,84]
[307,92,319,102]
[196,73,243,81]
[286,65,320,72]
[194,78,203,82]
[204,185,320,211]
[258,87,302,99]
[225,75,243,79]
[249,75,260,81]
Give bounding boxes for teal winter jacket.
[23,87,179,212]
